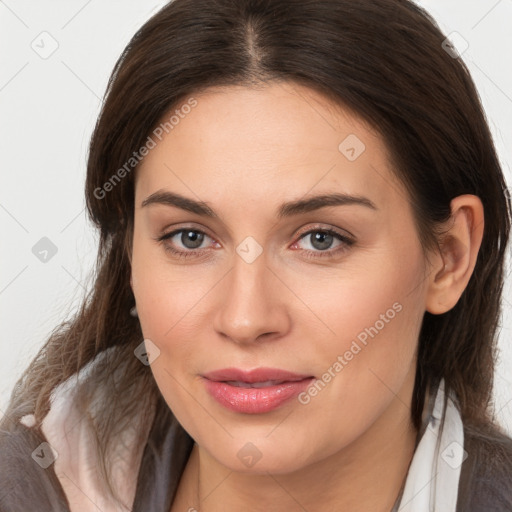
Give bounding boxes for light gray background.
[1,0,511,434]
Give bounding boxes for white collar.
[394,379,465,511]
[23,348,147,511]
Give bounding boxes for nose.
[213,250,291,345]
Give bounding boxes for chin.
[200,432,324,475]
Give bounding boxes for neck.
[174,380,419,512]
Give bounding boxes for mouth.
[201,367,315,414]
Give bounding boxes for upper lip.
[202,367,313,383]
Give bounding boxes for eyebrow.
[141,190,377,218]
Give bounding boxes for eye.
[292,227,354,260]
[155,225,355,261]
[169,229,208,249]
[156,228,216,259]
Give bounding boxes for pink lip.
[202,367,315,414]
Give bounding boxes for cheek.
[303,242,426,413]
[131,227,206,339]
[288,260,425,457]
[130,233,229,416]
[130,245,213,429]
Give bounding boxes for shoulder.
[457,420,512,512]
[0,419,70,511]
[0,346,119,512]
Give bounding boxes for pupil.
[312,232,332,250]
[182,231,204,249]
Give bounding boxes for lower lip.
[202,377,315,414]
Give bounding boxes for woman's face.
[131,82,430,473]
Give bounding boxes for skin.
[129,82,484,512]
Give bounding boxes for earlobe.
[425,195,484,315]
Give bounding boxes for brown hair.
[1,0,511,507]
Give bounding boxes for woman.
[1,0,511,511]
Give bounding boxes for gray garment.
[1,392,511,511]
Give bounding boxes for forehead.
[135,82,406,218]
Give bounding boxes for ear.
[425,194,484,315]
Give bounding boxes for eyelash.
[155,225,355,261]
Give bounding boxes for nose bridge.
[213,241,289,344]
